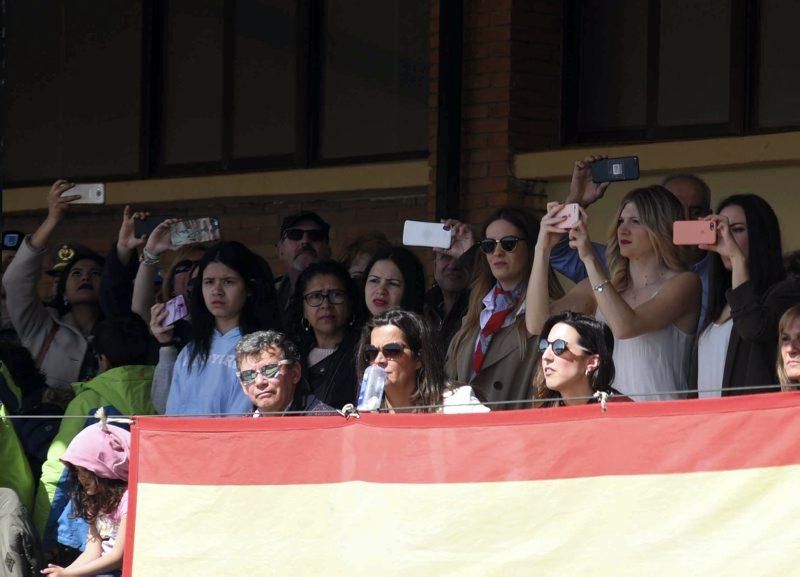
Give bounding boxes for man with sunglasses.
[275,211,332,321]
[235,330,334,416]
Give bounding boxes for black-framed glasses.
[537,338,589,356]
[479,236,527,254]
[364,342,408,363]
[237,359,294,385]
[282,228,328,242]
[303,290,347,307]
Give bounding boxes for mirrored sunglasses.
[237,359,293,384]
[537,338,589,356]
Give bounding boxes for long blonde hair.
[447,208,563,372]
[605,185,690,292]
[777,305,800,391]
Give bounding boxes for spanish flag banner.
[125,393,800,576]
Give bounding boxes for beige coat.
[2,237,89,390]
[446,314,538,410]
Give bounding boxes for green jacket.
[0,403,34,511]
[32,365,155,540]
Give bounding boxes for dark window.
[159,0,225,166]
[757,0,800,128]
[6,0,142,183]
[4,0,428,185]
[564,0,798,144]
[319,0,429,160]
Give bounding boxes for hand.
[41,564,66,576]
[536,202,569,252]
[150,303,175,344]
[699,215,745,262]
[434,218,475,259]
[117,205,150,252]
[567,155,610,208]
[568,208,596,263]
[144,218,180,257]
[46,180,79,223]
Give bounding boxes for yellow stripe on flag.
[131,465,800,576]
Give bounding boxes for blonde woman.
[526,183,701,401]
[777,305,800,391]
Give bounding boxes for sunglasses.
[537,338,589,356]
[363,342,408,363]
[172,259,196,275]
[237,359,294,385]
[303,289,347,307]
[479,236,527,254]
[282,228,328,242]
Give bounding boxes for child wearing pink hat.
[41,424,130,577]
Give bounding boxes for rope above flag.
[125,392,800,576]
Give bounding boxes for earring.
[301,317,310,332]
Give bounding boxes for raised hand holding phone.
[568,155,611,207]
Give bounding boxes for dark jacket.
[688,277,800,396]
[423,286,469,355]
[304,329,360,410]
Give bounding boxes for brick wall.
[3,186,433,298]
[428,0,563,229]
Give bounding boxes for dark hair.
[187,241,279,367]
[51,253,105,315]
[339,232,392,277]
[287,260,361,353]
[0,341,47,406]
[533,311,616,405]
[160,244,208,303]
[235,329,301,369]
[92,317,152,368]
[705,194,785,331]
[66,463,127,524]
[661,173,712,210]
[362,246,426,315]
[356,309,447,412]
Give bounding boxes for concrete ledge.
[3,160,431,213]
[514,131,800,181]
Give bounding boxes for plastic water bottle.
[357,365,387,411]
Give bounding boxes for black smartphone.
[134,216,171,238]
[591,156,640,183]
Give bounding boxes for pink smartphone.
[554,203,580,229]
[673,220,716,245]
[161,294,189,326]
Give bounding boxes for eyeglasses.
[237,359,294,385]
[282,228,328,243]
[479,236,527,254]
[303,290,347,307]
[537,338,589,356]
[363,342,408,363]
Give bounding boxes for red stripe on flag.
[132,392,800,486]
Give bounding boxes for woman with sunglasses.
[153,241,279,415]
[526,185,701,402]
[533,312,627,407]
[362,246,426,318]
[132,218,207,328]
[446,207,563,410]
[287,260,362,408]
[357,309,487,413]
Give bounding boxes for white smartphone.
[402,220,452,249]
[62,183,105,204]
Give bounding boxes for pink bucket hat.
[60,424,131,481]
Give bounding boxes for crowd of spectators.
[2,155,800,573]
